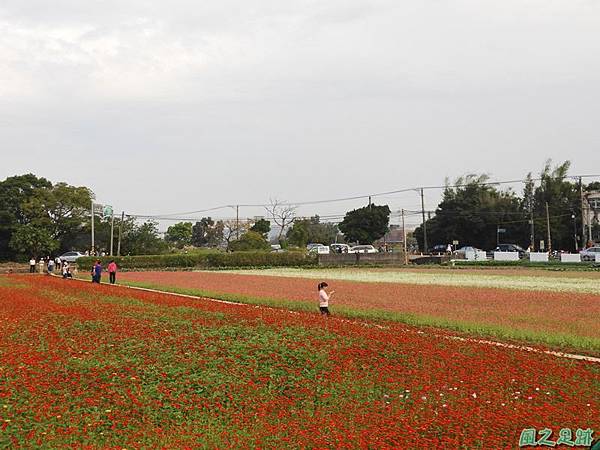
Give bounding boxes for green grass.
[118,280,600,357]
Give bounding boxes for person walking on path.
[318,282,334,317]
[91,260,102,283]
[29,257,36,273]
[107,260,118,284]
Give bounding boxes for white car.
[455,246,483,256]
[580,246,600,262]
[349,245,378,254]
[59,251,85,263]
[308,245,330,255]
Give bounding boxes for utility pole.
[420,188,428,253]
[580,177,586,249]
[401,209,408,265]
[368,196,372,208]
[236,205,240,239]
[117,211,124,256]
[91,200,95,255]
[545,202,552,254]
[109,212,115,256]
[529,205,535,251]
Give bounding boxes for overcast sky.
[2,0,599,228]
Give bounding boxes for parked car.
[580,246,600,261]
[330,243,350,253]
[306,243,324,251]
[59,251,85,263]
[455,246,483,257]
[429,244,448,254]
[308,245,330,255]
[494,244,526,258]
[349,245,378,254]
[270,244,285,253]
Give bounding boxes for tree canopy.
[339,205,390,245]
[414,160,590,251]
[228,231,270,252]
[287,216,339,248]
[165,222,193,248]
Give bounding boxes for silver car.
[350,245,378,254]
[580,246,600,262]
[59,251,85,263]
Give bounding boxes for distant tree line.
[3,159,594,260]
[0,174,168,260]
[413,160,600,252]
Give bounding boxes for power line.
[127,173,600,218]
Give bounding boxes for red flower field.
[119,270,600,352]
[0,275,598,448]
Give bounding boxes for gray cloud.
[1,0,599,227]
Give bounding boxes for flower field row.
[222,267,600,294]
[119,270,600,355]
[1,275,598,448]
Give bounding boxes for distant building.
[374,225,404,249]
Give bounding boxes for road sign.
[452,240,459,245]
[540,240,545,250]
[92,203,103,215]
[103,205,113,218]
[497,228,506,233]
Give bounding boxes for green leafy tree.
[250,219,271,238]
[192,218,215,247]
[165,222,193,248]
[306,216,338,244]
[206,220,225,247]
[339,205,391,244]
[9,224,59,257]
[0,174,52,259]
[287,221,309,248]
[22,182,93,246]
[228,231,270,252]
[287,216,338,247]
[413,174,527,251]
[123,221,168,255]
[533,160,581,251]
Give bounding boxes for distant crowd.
[29,256,118,284]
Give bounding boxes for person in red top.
[107,260,118,284]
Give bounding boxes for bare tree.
[223,219,250,250]
[265,198,297,243]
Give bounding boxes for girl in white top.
[318,282,335,316]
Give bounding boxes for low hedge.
[76,251,316,270]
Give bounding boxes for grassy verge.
[119,279,600,357]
